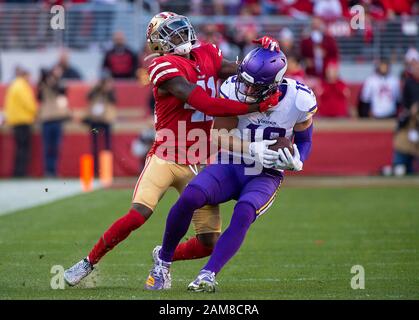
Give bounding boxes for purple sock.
[204,202,255,274]
[159,185,208,262]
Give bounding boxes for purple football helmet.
[235,47,287,103]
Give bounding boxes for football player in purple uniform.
[145,47,316,292]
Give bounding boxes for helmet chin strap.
[236,91,257,104]
[174,42,192,55]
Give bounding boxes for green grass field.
[1,186,418,300]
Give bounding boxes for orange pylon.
[99,150,113,187]
[80,154,94,192]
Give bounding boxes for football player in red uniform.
[64,11,280,287]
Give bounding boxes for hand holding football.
[268,137,294,155]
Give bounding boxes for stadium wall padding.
[0,129,394,177]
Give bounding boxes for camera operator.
[84,71,117,177]
[37,66,71,177]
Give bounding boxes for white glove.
[276,144,303,171]
[248,140,279,168]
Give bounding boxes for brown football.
[268,137,294,155]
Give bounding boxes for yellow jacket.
[4,77,38,126]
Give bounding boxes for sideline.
[0,179,101,216]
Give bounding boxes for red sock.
[88,208,146,265]
[172,237,213,261]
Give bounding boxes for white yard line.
[0,179,101,216]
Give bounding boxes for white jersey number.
[247,124,286,141]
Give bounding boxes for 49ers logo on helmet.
[147,21,156,38]
[159,12,176,19]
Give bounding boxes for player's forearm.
[293,123,313,162]
[212,130,250,155]
[187,86,255,116]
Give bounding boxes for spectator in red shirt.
[317,60,350,117]
[356,0,387,20]
[103,31,138,79]
[300,17,339,78]
[280,0,313,18]
[381,0,414,17]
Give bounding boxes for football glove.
[258,90,281,112]
[248,140,279,168]
[276,144,303,171]
[252,36,280,52]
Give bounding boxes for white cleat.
[187,269,217,293]
[145,247,171,291]
[64,257,93,286]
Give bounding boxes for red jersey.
[147,42,223,165]
[318,80,349,117]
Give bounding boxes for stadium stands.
[0,1,418,177]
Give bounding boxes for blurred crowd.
[195,14,418,118]
[1,0,418,176]
[2,25,419,176]
[1,0,417,50]
[157,0,419,18]
[4,0,417,18]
